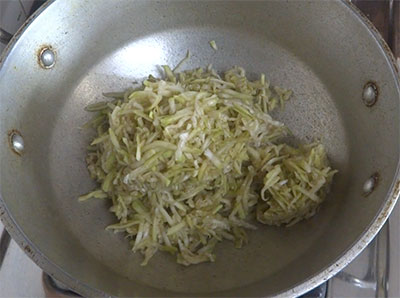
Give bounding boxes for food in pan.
[80,58,337,266]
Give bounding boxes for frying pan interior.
[0,0,399,296]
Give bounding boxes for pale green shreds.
[209,40,218,51]
[80,63,337,266]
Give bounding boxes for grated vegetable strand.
[80,64,337,266]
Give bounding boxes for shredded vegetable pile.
[80,61,337,266]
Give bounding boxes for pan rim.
[0,0,399,297]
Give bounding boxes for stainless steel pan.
[0,0,399,296]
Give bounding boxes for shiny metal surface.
[9,131,24,155]
[39,48,55,68]
[0,0,399,297]
[362,82,379,107]
[363,173,380,197]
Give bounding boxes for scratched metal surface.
[0,0,400,298]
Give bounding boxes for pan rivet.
[362,82,378,107]
[363,173,379,196]
[39,48,55,68]
[9,131,24,155]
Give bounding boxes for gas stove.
[0,1,399,297]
